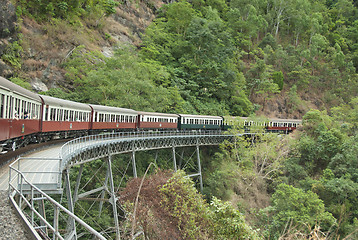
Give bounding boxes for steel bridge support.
[132,151,137,178]
[64,169,77,240]
[107,154,121,240]
[172,146,177,172]
[196,145,203,193]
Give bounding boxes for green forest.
[4,0,358,239]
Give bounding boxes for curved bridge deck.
[3,131,236,193]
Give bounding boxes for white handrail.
[9,159,106,240]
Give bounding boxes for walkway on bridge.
[0,145,62,191]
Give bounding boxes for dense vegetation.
[8,0,358,239]
[15,0,357,117]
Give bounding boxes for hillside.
[1,0,357,118]
[0,0,163,90]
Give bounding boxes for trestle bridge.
[4,130,244,239]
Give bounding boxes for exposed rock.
[102,46,114,58]
[0,59,13,78]
[0,0,16,39]
[31,78,48,92]
[0,0,17,78]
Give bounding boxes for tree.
[272,71,284,91]
[210,197,261,239]
[266,183,336,238]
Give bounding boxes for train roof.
[224,116,302,123]
[0,77,42,102]
[40,95,91,111]
[89,104,137,115]
[138,111,179,117]
[179,114,223,119]
[269,118,302,123]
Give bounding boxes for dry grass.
[119,170,183,239]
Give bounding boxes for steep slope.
[0,0,164,91]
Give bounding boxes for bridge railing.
[8,157,106,240]
[59,130,226,171]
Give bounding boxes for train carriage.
[0,75,304,154]
[40,95,92,139]
[90,104,137,131]
[137,111,178,129]
[267,118,302,133]
[178,114,223,130]
[223,116,301,132]
[0,77,42,151]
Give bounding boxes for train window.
[0,93,3,119]
[69,111,73,121]
[21,100,25,117]
[6,96,10,118]
[64,110,68,121]
[44,106,48,121]
[61,109,64,121]
[54,109,57,121]
[50,108,54,121]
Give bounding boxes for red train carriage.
[40,95,92,139]
[137,111,178,129]
[90,104,137,131]
[0,77,42,152]
[267,118,302,133]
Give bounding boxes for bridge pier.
[132,151,137,178]
[64,169,77,239]
[107,154,121,240]
[172,146,177,172]
[196,145,203,193]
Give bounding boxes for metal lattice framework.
[60,130,237,171]
[9,130,251,240]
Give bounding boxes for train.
[0,76,302,153]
